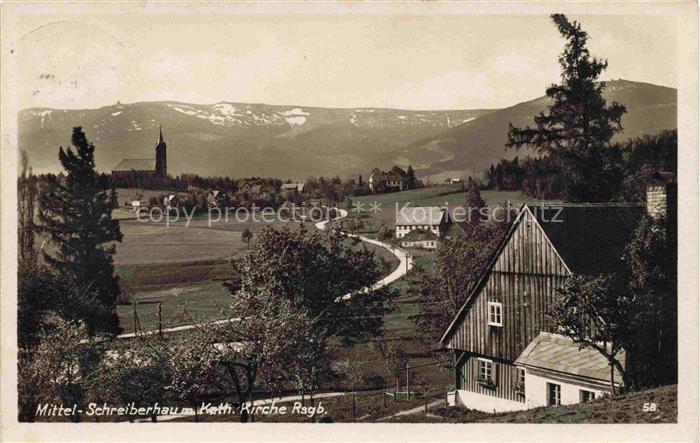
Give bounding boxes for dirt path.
[376,399,444,421]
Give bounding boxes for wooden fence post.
[352,391,356,419]
[406,368,410,401]
[158,302,163,339]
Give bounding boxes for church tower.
[155,126,167,177]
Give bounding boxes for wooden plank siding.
[447,208,571,361]
[456,354,525,404]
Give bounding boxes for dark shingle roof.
[528,204,645,275]
[112,158,156,172]
[515,332,625,383]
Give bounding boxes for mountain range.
[18,80,676,181]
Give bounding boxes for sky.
[12,11,677,111]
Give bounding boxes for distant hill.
[18,80,675,180]
[400,80,677,181]
[18,103,492,179]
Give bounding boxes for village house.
[239,180,272,197]
[112,127,167,180]
[439,199,659,413]
[400,228,440,249]
[444,178,463,185]
[395,206,451,249]
[281,182,305,193]
[368,167,406,193]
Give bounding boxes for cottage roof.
[112,158,156,172]
[370,170,403,182]
[515,332,625,383]
[402,229,438,242]
[531,204,644,275]
[396,206,446,226]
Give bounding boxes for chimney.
[646,171,676,220]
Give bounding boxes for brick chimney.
[646,172,676,219]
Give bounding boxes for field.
[111,187,552,398]
[350,185,560,232]
[113,187,544,381]
[112,188,401,334]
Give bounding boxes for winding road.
[118,206,413,338]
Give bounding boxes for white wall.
[453,389,527,413]
[395,224,440,239]
[524,372,607,409]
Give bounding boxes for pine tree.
[506,14,626,202]
[405,165,417,190]
[38,127,123,335]
[465,179,487,226]
[18,150,37,266]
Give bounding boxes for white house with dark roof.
[395,206,450,240]
[400,228,439,249]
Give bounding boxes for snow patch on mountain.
[285,116,307,126]
[173,106,199,117]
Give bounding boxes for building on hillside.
[369,167,405,193]
[440,202,647,413]
[444,178,463,185]
[395,206,451,241]
[206,190,221,208]
[112,127,167,180]
[281,182,305,193]
[250,183,272,196]
[240,181,272,196]
[515,332,624,408]
[400,228,439,249]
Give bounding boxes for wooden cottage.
[440,203,644,412]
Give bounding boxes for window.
[518,368,526,385]
[488,302,503,326]
[580,390,596,403]
[547,383,561,406]
[477,358,492,381]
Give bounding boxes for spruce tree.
[405,165,417,190]
[38,127,123,335]
[465,179,487,226]
[506,14,626,202]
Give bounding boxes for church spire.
[155,126,167,177]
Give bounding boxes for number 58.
[642,402,657,412]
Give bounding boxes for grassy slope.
[383,385,677,424]
[480,384,677,424]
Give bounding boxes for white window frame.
[487,302,503,327]
[477,358,492,381]
[547,382,561,406]
[579,389,596,403]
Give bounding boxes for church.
[111,127,168,180]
